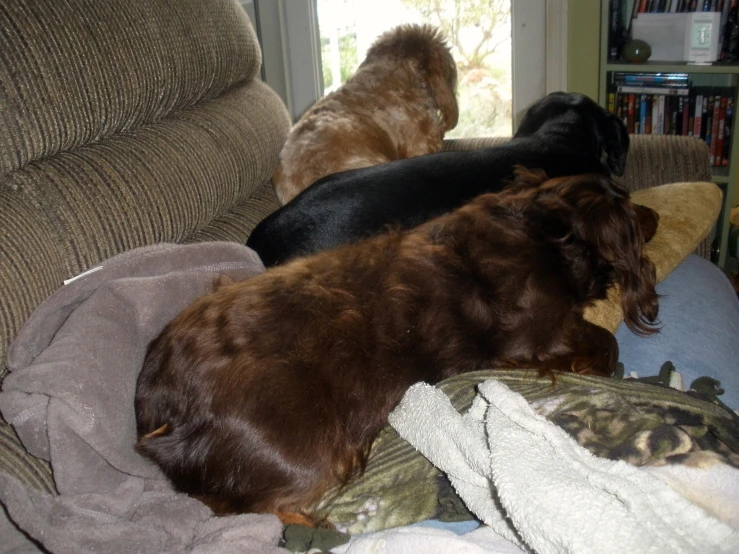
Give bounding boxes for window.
[317,0,512,137]
[245,0,567,136]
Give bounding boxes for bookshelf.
[598,0,739,271]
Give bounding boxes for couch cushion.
[187,177,282,244]
[0,0,263,178]
[0,78,290,375]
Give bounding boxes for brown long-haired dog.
[135,169,659,527]
[272,24,458,204]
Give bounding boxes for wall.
[567,0,601,99]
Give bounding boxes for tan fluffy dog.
[272,24,459,204]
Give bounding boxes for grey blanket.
[0,243,289,553]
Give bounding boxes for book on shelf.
[713,96,728,163]
[616,84,690,94]
[609,0,623,60]
[705,94,714,153]
[724,95,734,166]
[636,0,728,12]
[612,72,691,86]
[607,73,736,167]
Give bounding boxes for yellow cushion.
[584,181,723,333]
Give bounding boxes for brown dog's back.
[135,170,658,524]
[136,234,413,520]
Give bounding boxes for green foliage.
[400,0,513,136]
[401,0,510,69]
[448,79,512,138]
[321,32,358,90]
[339,33,359,82]
[321,37,333,90]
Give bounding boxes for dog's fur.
[248,92,629,267]
[272,24,458,204]
[136,169,659,527]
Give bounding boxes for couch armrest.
[618,135,713,192]
[616,136,714,260]
[443,134,715,260]
[444,135,713,190]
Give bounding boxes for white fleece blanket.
[356,380,739,554]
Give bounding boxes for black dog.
[247,92,629,267]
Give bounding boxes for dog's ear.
[424,44,459,130]
[602,111,630,176]
[416,26,458,130]
[213,274,236,292]
[572,94,629,176]
[429,70,459,131]
[507,166,551,192]
[633,204,659,243]
[563,176,659,335]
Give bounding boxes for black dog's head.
[514,92,629,176]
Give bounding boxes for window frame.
[247,0,568,132]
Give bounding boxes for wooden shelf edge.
[605,62,739,74]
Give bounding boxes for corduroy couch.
[0,0,717,529]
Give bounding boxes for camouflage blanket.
[318,370,739,538]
